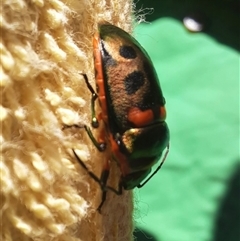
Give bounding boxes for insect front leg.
[81,73,99,128]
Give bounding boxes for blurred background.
[132,1,239,241]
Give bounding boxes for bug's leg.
[96,180,123,213]
[63,124,106,152]
[81,74,99,128]
[106,181,123,195]
[63,74,106,149]
[72,149,102,183]
[96,160,124,212]
[72,149,109,213]
[83,125,106,152]
[96,160,110,213]
[72,149,123,212]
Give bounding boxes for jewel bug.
[71,22,170,212]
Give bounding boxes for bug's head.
[121,122,169,162]
[117,122,169,189]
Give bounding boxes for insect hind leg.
[73,149,102,184]
[72,149,122,212]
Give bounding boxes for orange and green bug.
[71,22,170,212]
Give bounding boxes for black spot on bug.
[124,71,145,95]
[119,45,137,59]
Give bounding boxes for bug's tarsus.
[96,192,106,213]
[137,143,170,188]
[81,73,96,96]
